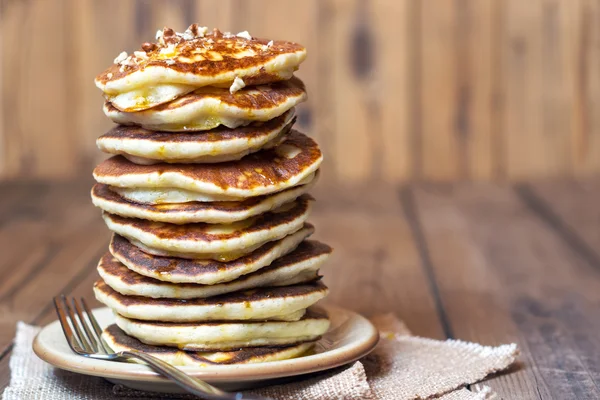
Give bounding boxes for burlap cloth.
[2,314,518,399]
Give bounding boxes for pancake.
[112,172,315,204]
[109,225,313,284]
[96,110,295,165]
[94,279,328,322]
[93,131,322,200]
[96,26,307,111]
[112,308,329,351]
[104,77,306,132]
[102,324,315,366]
[101,195,312,260]
[91,176,315,223]
[98,240,331,299]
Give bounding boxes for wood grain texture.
[417,0,503,180]
[526,180,600,265]
[373,0,411,182]
[312,183,445,338]
[2,0,600,182]
[1,0,75,178]
[0,180,109,361]
[412,183,600,398]
[328,0,375,182]
[67,0,137,173]
[571,0,600,176]
[419,0,460,181]
[502,0,578,180]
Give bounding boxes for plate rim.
[33,304,379,383]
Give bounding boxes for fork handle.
[120,350,270,400]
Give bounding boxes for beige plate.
[33,304,379,394]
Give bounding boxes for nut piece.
[236,31,252,40]
[155,29,166,46]
[142,42,158,52]
[160,43,177,55]
[183,23,209,39]
[134,51,148,60]
[113,51,128,64]
[165,28,182,45]
[230,76,246,93]
[196,26,209,37]
[186,23,199,37]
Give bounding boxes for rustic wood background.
[1,0,600,182]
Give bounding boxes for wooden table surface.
[1,179,599,398]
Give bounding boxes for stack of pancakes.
[89,25,332,366]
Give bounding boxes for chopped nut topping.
[180,31,193,40]
[107,72,113,79]
[134,51,148,60]
[120,56,136,67]
[113,51,128,64]
[113,24,270,69]
[236,31,252,40]
[155,29,165,46]
[230,76,246,93]
[160,43,177,55]
[141,42,157,52]
[187,23,199,36]
[196,26,209,37]
[162,28,180,45]
[184,23,208,39]
[261,40,274,51]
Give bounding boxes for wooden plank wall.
[1,0,599,182]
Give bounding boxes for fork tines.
[54,296,109,355]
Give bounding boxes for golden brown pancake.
[96,111,295,164]
[101,195,312,260]
[91,176,315,223]
[93,131,322,200]
[102,324,316,365]
[104,77,306,132]
[96,26,307,111]
[94,279,329,322]
[108,225,313,284]
[98,240,331,299]
[111,308,329,351]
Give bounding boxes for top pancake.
[96,25,307,112]
[93,131,322,199]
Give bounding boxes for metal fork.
[54,296,269,400]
